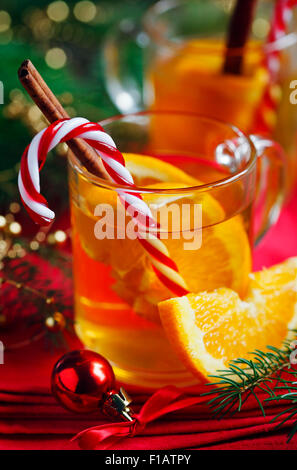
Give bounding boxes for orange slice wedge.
[158,257,297,382]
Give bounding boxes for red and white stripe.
[18,117,189,297]
[254,0,297,133]
[266,0,297,77]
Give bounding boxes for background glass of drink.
[104,0,297,193]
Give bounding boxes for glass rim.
[68,110,257,194]
[143,0,297,53]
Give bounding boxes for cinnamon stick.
[223,0,257,75]
[18,60,104,177]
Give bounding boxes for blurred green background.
[0,0,156,208]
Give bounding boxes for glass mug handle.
[103,20,147,113]
[250,135,286,245]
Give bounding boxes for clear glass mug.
[103,0,297,192]
[69,111,285,388]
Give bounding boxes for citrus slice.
[125,153,199,186]
[158,257,297,383]
[113,182,251,322]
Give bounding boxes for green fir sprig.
[203,336,297,441]
[268,373,297,442]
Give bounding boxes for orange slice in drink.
[158,257,297,383]
[113,182,251,323]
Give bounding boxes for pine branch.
[203,336,297,441]
[202,338,296,417]
[267,377,297,442]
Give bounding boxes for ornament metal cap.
[103,387,134,422]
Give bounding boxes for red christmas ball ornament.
[51,350,133,421]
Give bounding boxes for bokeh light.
[45,47,67,69]
[30,241,39,251]
[28,106,42,123]
[9,222,21,235]
[54,230,67,243]
[36,232,46,242]
[47,1,70,22]
[0,216,6,228]
[73,1,97,23]
[0,11,11,33]
[252,18,270,39]
[47,234,56,244]
[9,202,20,214]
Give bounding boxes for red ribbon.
[73,386,207,450]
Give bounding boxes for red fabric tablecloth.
[0,189,297,450]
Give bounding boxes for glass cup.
[69,111,285,388]
[103,0,297,193]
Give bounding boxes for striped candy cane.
[254,0,297,133]
[267,0,297,76]
[18,117,189,297]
